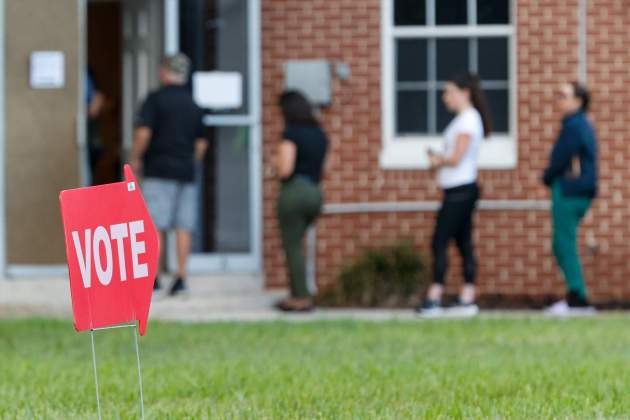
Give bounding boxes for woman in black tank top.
[274,91,328,312]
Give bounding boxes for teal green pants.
[551,181,592,299]
[277,177,322,298]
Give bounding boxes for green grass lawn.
[1,317,630,419]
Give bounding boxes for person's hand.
[130,158,143,176]
[428,151,442,169]
[88,91,106,119]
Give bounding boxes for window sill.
[379,135,517,170]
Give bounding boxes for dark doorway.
[87,1,122,185]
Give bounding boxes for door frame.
[166,0,262,275]
[0,0,6,278]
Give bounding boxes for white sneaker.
[446,303,480,318]
[418,306,445,318]
[569,306,597,316]
[416,300,445,318]
[545,300,596,317]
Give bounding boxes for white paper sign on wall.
[193,71,242,110]
[30,51,65,89]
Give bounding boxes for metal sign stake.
[90,330,102,420]
[89,323,146,420]
[133,323,146,420]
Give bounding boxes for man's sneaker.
[168,277,188,297]
[447,301,480,318]
[153,277,161,291]
[416,299,444,317]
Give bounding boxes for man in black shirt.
[130,53,207,296]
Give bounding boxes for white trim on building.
[380,0,518,170]
[0,0,6,279]
[164,0,179,55]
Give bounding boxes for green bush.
[317,240,429,307]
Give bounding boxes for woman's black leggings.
[432,183,480,285]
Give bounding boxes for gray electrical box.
[284,60,332,106]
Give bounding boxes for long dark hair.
[571,81,591,112]
[279,91,319,126]
[451,73,492,137]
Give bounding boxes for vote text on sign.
[59,165,159,335]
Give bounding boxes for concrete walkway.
[1,276,626,322]
[0,275,282,322]
[0,275,427,322]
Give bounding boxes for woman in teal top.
[543,81,598,316]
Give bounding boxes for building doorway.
[86,0,122,185]
[177,0,262,274]
[85,0,262,276]
[86,0,163,185]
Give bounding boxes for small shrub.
[316,240,429,307]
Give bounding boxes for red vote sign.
[59,165,159,336]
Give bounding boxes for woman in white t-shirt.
[418,73,492,317]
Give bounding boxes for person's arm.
[193,111,208,161]
[543,124,581,186]
[429,134,471,169]
[276,140,297,180]
[195,138,208,161]
[130,127,152,174]
[130,95,157,175]
[88,91,106,119]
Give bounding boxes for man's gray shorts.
[142,177,197,231]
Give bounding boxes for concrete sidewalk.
[0,275,283,322]
[1,276,625,322]
[0,275,427,322]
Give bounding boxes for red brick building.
[261,0,630,303]
[3,0,628,303]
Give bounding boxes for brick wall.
[582,0,630,301]
[261,0,630,302]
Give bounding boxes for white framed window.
[380,0,517,169]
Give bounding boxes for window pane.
[394,0,426,26]
[195,126,251,253]
[478,37,508,80]
[179,0,249,115]
[397,39,427,82]
[485,89,509,133]
[437,38,469,81]
[436,0,467,25]
[436,89,453,132]
[477,0,510,24]
[397,90,428,134]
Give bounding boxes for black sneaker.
[168,277,188,296]
[566,290,590,307]
[566,290,596,315]
[153,277,161,291]
[416,299,443,317]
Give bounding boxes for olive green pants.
[551,181,592,299]
[277,177,322,298]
